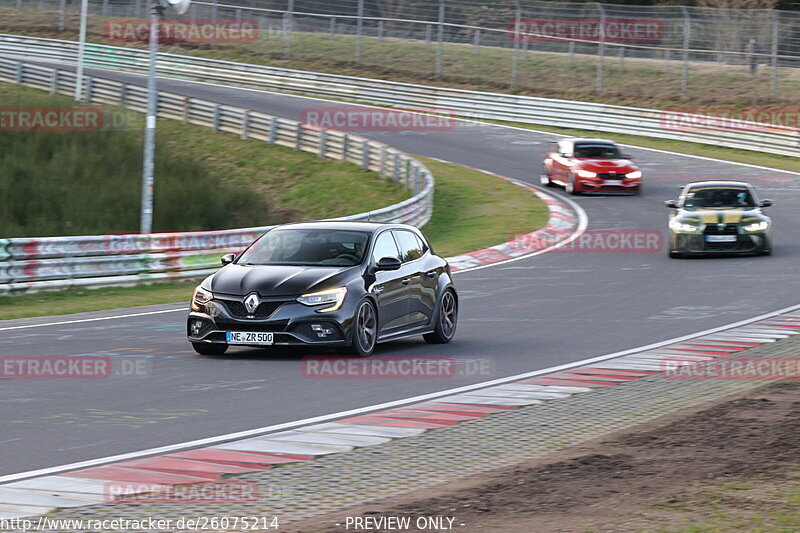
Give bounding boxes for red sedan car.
[541,138,642,195]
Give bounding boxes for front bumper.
[670,231,770,255]
[187,297,354,347]
[577,178,640,194]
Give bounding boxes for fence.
[3,0,800,98]
[0,57,434,294]
[1,34,798,158]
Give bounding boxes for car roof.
[563,138,618,145]
[272,220,419,234]
[683,180,752,189]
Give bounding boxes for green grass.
[0,158,549,320]
[647,479,800,533]
[419,157,549,258]
[0,82,407,237]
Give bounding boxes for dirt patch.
[283,381,800,532]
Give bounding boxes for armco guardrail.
[0,56,433,294]
[1,34,798,158]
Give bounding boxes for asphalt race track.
[2,62,799,477]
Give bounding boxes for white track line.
[2,301,799,485]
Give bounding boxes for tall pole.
[596,3,606,93]
[74,0,89,101]
[355,0,364,63]
[141,2,160,234]
[434,0,445,78]
[681,6,690,95]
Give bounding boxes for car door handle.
[401,278,413,285]
[425,270,437,278]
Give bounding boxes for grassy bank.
[0,83,407,237]
[0,158,550,320]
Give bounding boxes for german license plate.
[705,235,737,243]
[604,179,623,185]
[226,331,274,345]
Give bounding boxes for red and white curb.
[2,310,799,517]
[447,172,579,272]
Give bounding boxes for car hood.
[574,159,638,173]
[209,264,358,297]
[675,207,768,225]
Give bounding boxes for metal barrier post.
[318,130,327,158]
[595,3,606,93]
[50,70,58,94]
[269,117,278,144]
[435,0,445,78]
[379,147,387,177]
[681,6,690,95]
[212,104,221,131]
[618,46,624,70]
[473,29,480,55]
[569,41,575,65]
[329,18,336,38]
[295,123,302,151]
[393,153,400,181]
[284,0,294,58]
[241,110,250,139]
[355,0,364,63]
[771,10,779,98]
[425,25,432,46]
[511,0,521,88]
[342,134,349,161]
[58,0,66,31]
[361,140,369,169]
[378,20,384,42]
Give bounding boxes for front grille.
[218,299,288,319]
[703,224,738,235]
[597,172,624,180]
[214,321,289,332]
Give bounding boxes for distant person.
[746,38,763,74]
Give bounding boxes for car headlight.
[192,286,213,311]
[297,287,347,312]
[575,169,597,178]
[626,171,642,179]
[669,219,702,233]
[743,221,769,232]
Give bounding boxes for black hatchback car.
[187,221,457,357]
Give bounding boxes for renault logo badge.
[244,293,260,314]
[717,223,725,231]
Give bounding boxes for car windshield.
[237,228,370,267]
[574,144,622,159]
[683,187,755,209]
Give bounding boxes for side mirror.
[759,199,773,207]
[665,200,679,208]
[221,253,236,265]
[559,152,570,158]
[622,154,633,159]
[375,257,402,271]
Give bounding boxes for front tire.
[350,299,378,357]
[424,290,458,344]
[540,166,555,187]
[192,342,228,355]
[565,172,580,195]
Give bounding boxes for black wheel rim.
[356,302,376,352]
[439,291,457,339]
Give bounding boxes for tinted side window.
[414,233,429,255]
[394,230,424,263]
[371,231,400,263]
